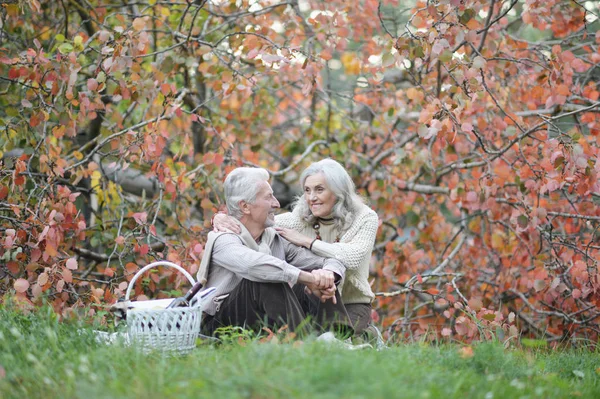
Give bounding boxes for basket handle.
[124,261,196,301]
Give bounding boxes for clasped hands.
[305,269,337,304]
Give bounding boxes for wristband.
[309,238,318,251]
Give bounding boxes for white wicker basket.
[124,261,210,355]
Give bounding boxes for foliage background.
[1,0,599,345]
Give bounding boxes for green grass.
[1,305,599,399]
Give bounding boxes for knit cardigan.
[275,203,378,304]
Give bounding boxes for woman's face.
[304,173,337,218]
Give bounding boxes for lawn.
[1,305,599,399]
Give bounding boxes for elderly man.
[197,167,351,336]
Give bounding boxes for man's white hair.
[224,167,270,219]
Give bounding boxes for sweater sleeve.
[274,211,304,230]
[310,208,378,271]
[281,237,346,280]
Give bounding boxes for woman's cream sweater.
[275,203,378,304]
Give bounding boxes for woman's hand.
[275,227,313,249]
[213,213,241,233]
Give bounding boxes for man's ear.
[239,200,251,215]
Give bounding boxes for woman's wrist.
[308,238,318,251]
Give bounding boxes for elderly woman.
[213,158,378,335]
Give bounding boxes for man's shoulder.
[211,231,244,248]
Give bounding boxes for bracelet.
[309,238,318,251]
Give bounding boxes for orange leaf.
[126,262,138,275]
[37,272,49,286]
[45,243,57,257]
[200,198,213,210]
[132,17,146,31]
[320,49,333,61]
[459,346,474,358]
[556,84,570,96]
[62,268,73,283]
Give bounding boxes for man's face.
[247,180,280,228]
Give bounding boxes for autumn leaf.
[66,258,78,270]
[14,279,29,293]
[132,212,147,225]
[133,18,146,31]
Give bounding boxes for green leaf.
[439,50,452,63]
[405,210,420,226]
[382,52,395,68]
[517,214,528,229]
[459,9,476,25]
[58,43,73,54]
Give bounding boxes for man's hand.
[304,285,337,304]
[298,270,337,303]
[311,269,335,290]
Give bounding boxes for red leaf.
[7,261,20,274]
[87,78,98,91]
[62,268,73,283]
[8,67,18,79]
[132,212,147,225]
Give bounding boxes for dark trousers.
[345,303,372,335]
[201,279,353,337]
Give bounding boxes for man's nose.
[272,197,280,208]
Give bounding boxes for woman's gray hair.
[294,158,364,232]
[224,167,270,219]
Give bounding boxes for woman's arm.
[311,210,379,271]
[212,212,241,234]
[274,212,304,230]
